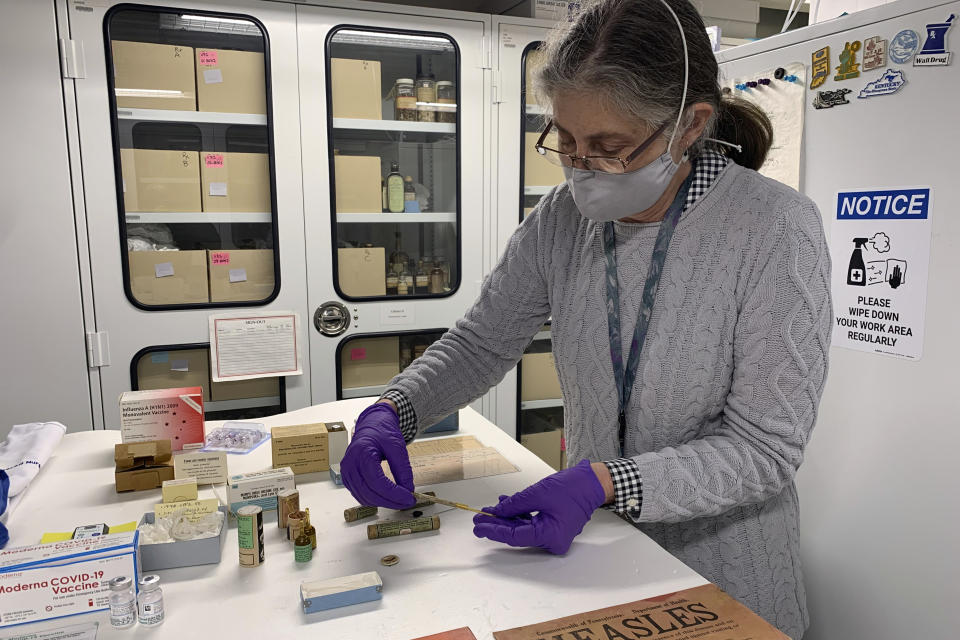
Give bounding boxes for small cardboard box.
[341,336,400,389]
[210,375,280,402]
[128,250,209,305]
[331,58,382,119]
[112,40,196,111]
[207,249,275,303]
[195,48,266,114]
[521,428,563,471]
[271,423,329,474]
[334,155,383,213]
[115,440,176,492]
[338,247,386,297]
[325,421,349,466]
[227,467,296,512]
[138,506,228,571]
[301,572,383,613]
[118,386,205,450]
[121,148,201,213]
[521,352,563,401]
[200,151,271,213]
[524,132,565,187]
[162,477,198,502]
[136,348,210,402]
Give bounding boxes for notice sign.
[830,187,933,360]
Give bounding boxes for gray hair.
[534,0,772,170]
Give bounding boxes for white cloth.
[0,421,67,522]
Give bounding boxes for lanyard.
[603,165,695,456]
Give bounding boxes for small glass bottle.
[403,176,417,211]
[389,232,408,276]
[385,271,399,296]
[397,263,410,296]
[386,162,404,214]
[415,259,430,293]
[304,508,317,550]
[137,575,164,627]
[109,576,136,629]
[435,253,450,289]
[436,81,456,123]
[294,522,312,562]
[394,78,417,121]
[429,262,445,294]
[416,73,437,122]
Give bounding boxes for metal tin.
[287,510,306,542]
[344,504,378,523]
[367,515,441,540]
[380,554,399,567]
[277,489,300,532]
[237,505,264,567]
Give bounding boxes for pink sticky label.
[198,50,218,66]
[560,436,566,451]
[350,348,367,361]
[205,153,224,168]
[211,251,230,265]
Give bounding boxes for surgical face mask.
[563,145,685,222]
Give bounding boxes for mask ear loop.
[704,138,743,153]
[659,0,689,160]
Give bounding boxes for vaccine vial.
[137,574,165,627]
[108,576,136,629]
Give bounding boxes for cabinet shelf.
[524,186,556,196]
[116,108,267,126]
[341,384,387,400]
[332,118,456,134]
[525,104,550,116]
[336,212,456,224]
[126,212,271,224]
[520,399,564,411]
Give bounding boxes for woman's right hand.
[340,402,416,509]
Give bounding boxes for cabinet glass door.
[106,7,279,309]
[518,326,564,470]
[521,43,564,221]
[327,28,460,301]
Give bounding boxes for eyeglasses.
[534,120,669,174]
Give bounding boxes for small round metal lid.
[380,554,400,567]
[139,574,161,591]
[109,576,132,590]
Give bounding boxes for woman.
[341,1,831,638]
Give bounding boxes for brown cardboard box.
[341,336,400,389]
[524,133,565,187]
[521,352,563,401]
[200,152,270,213]
[136,348,210,401]
[128,250,209,305]
[325,422,348,466]
[195,48,266,114]
[338,247,386,297]
[207,249,275,303]
[115,440,175,492]
[271,423,329,474]
[331,58,382,119]
[210,375,280,402]
[112,41,197,111]
[334,155,382,213]
[121,149,202,213]
[521,429,563,471]
[525,48,545,106]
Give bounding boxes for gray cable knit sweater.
[388,162,832,639]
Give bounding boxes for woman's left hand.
[472,459,606,555]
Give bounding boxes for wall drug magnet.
[889,29,920,64]
[915,14,954,66]
[834,41,862,80]
[813,88,851,109]
[862,36,887,70]
[858,69,906,98]
[811,46,830,88]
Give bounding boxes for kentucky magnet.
[858,69,906,98]
[814,88,852,109]
[889,29,920,64]
[862,36,887,70]
[834,41,862,80]
[915,14,954,66]
[811,46,830,89]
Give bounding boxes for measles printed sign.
[830,187,933,360]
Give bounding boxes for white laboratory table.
[3,399,706,639]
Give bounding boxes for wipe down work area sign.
[830,187,933,360]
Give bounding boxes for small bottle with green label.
[386,162,404,214]
[294,524,313,563]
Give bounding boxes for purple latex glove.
[472,459,606,555]
[341,403,416,509]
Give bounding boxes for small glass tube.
[138,574,165,627]
[109,576,136,629]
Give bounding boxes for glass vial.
[294,524,313,562]
[415,259,429,293]
[416,74,437,122]
[137,575,164,627]
[386,162,404,214]
[394,78,417,121]
[436,81,456,123]
[304,508,317,550]
[403,176,417,211]
[109,576,136,629]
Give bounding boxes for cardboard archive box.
[128,250,209,305]
[521,352,563,401]
[136,348,210,401]
[115,440,175,492]
[521,429,564,471]
[207,249,275,303]
[330,58,382,119]
[112,40,196,111]
[334,155,383,213]
[341,336,400,389]
[524,133,565,187]
[120,149,202,213]
[338,247,386,297]
[195,48,266,114]
[200,152,271,213]
[271,423,330,474]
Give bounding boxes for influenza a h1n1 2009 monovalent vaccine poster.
[830,187,933,360]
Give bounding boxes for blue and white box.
[301,571,383,613]
[227,467,295,513]
[0,531,139,628]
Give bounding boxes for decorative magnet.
[915,14,955,66]
[889,29,920,64]
[858,68,906,98]
[774,67,787,80]
[834,41,862,80]
[862,36,887,70]
[813,88,852,109]
[811,46,830,89]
